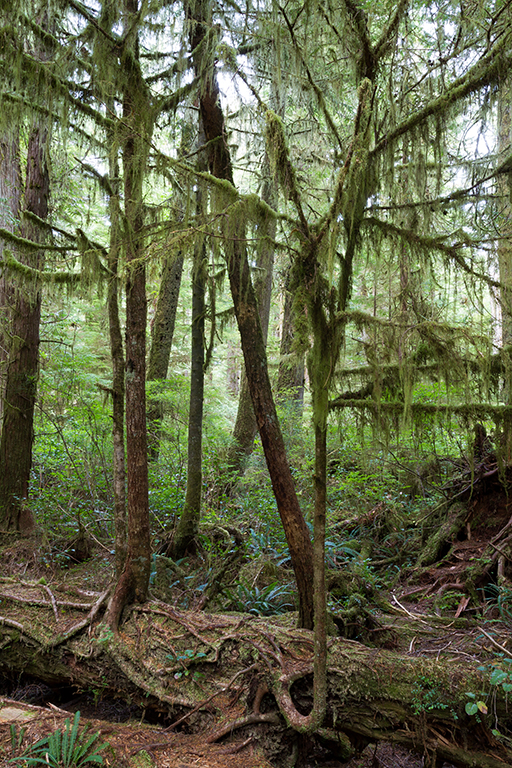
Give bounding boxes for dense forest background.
[2,0,512,765]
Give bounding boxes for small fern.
[10,711,106,768]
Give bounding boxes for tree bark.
[147,252,184,460]
[187,0,314,629]
[0,130,21,418]
[107,0,152,626]
[171,127,208,559]
[0,123,49,534]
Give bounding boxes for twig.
[477,626,510,655]
[49,586,110,647]
[41,584,59,622]
[0,616,25,631]
[219,736,253,753]
[488,541,512,562]
[391,594,431,625]
[0,591,92,610]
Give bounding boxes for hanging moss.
[2,249,80,285]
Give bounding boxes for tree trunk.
[498,73,512,350]
[171,127,208,559]
[0,130,22,419]
[1,594,510,768]
[224,158,276,480]
[106,131,127,578]
[0,123,49,534]
[276,266,305,409]
[107,0,152,627]
[147,252,184,460]
[187,0,314,630]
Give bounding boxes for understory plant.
[223,581,295,616]
[10,711,106,768]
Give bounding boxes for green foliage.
[483,584,512,621]
[464,692,488,718]
[166,648,208,680]
[9,712,106,768]
[411,675,456,719]
[223,581,295,616]
[465,656,512,737]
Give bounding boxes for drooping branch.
[371,29,512,159]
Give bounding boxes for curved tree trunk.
[186,0,314,630]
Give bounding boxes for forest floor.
[2,453,512,768]
[2,539,511,768]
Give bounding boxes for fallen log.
[0,582,511,767]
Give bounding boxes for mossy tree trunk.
[0,120,49,534]
[171,126,208,559]
[498,73,512,350]
[147,251,184,460]
[107,0,153,627]
[0,130,21,419]
[187,0,314,630]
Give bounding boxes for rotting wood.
[0,585,512,767]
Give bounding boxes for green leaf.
[490,669,508,686]
[465,702,479,716]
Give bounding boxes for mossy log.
[0,583,510,767]
[416,502,468,568]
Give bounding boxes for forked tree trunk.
[0,124,49,533]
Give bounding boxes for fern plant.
[224,581,295,616]
[10,711,106,767]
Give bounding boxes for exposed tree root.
[1,581,512,767]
